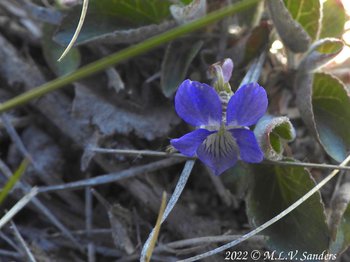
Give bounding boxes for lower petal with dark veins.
[197,130,239,175]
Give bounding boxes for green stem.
[0,0,261,113]
[0,159,29,205]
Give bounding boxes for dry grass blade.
[85,173,95,262]
[179,154,350,262]
[2,113,83,209]
[10,220,37,262]
[39,158,184,193]
[140,160,195,261]
[0,188,38,229]
[0,249,22,259]
[1,114,33,162]
[145,191,167,262]
[0,116,31,130]
[58,0,89,61]
[90,147,189,159]
[91,189,134,254]
[264,159,350,171]
[91,147,350,171]
[155,234,265,253]
[0,231,22,253]
[0,159,82,250]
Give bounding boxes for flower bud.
[208,58,234,94]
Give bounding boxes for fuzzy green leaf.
[254,115,296,161]
[91,0,171,24]
[0,0,263,114]
[54,0,173,46]
[246,162,329,260]
[294,38,350,162]
[320,0,346,39]
[42,24,81,76]
[296,69,350,162]
[312,73,350,162]
[299,38,343,72]
[329,183,350,255]
[267,0,310,52]
[161,40,203,97]
[283,0,321,41]
[170,0,207,24]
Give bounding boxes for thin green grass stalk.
[0,0,261,113]
[0,159,29,205]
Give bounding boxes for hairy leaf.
[299,38,344,72]
[320,0,346,39]
[91,0,171,24]
[170,0,206,24]
[161,40,203,97]
[329,183,350,255]
[225,21,271,67]
[54,0,174,45]
[254,115,296,160]
[220,162,251,198]
[296,71,350,162]
[72,86,180,140]
[312,73,350,162]
[283,0,321,41]
[246,162,329,259]
[42,24,81,76]
[267,0,310,53]
[294,38,350,162]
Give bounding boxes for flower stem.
[0,0,261,113]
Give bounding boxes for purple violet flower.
[170,80,268,175]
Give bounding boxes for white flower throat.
[202,125,240,158]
